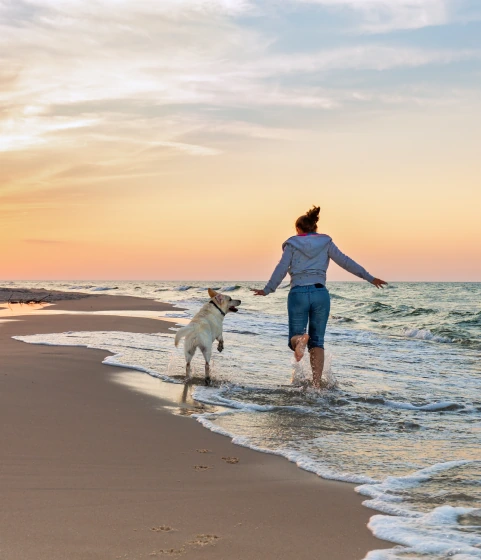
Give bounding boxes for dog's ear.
[214,293,224,304]
[208,288,218,298]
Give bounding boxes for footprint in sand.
[196,449,211,454]
[194,465,213,471]
[151,526,176,533]
[150,534,220,556]
[151,547,185,556]
[222,456,239,464]
[189,534,220,547]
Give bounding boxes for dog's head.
[208,288,241,313]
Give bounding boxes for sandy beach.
[0,291,389,560]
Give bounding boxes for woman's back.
[264,232,374,294]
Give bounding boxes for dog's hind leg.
[200,345,212,386]
[184,347,196,383]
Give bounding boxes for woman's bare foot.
[294,334,309,362]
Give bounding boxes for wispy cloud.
[0,114,98,152]
[0,0,480,200]
[293,0,456,32]
[247,45,480,75]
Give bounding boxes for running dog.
[174,288,241,385]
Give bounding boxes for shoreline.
[1,290,390,559]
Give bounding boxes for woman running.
[253,206,387,388]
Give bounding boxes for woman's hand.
[252,289,266,296]
[371,278,388,289]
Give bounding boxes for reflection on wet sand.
[110,370,223,418]
[0,303,188,324]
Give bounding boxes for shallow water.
[4,279,481,559]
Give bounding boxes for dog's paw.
[217,341,224,353]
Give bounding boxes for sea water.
[5,280,481,559]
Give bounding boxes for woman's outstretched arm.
[253,245,294,296]
[328,241,387,288]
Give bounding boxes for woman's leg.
[310,348,324,388]
[288,288,310,361]
[291,333,310,362]
[308,287,330,388]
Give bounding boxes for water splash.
[290,350,337,389]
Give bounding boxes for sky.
[1,0,480,281]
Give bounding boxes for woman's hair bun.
[306,206,320,224]
[295,205,321,233]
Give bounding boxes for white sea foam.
[384,399,464,412]
[359,464,481,558]
[365,506,481,559]
[290,350,337,389]
[193,385,315,414]
[193,386,277,411]
[402,327,451,343]
[160,312,190,319]
[358,461,476,501]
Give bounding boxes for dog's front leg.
[204,362,211,385]
[217,336,224,353]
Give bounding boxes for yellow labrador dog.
[174,288,241,385]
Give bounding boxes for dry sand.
[0,292,389,560]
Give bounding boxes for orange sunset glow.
[1,1,480,281]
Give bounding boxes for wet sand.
[0,292,389,559]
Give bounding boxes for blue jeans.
[287,285,330,350]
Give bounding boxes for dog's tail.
[174,325,193,347]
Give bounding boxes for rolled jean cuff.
[288,338,325,351]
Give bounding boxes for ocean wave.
[456,312,481,327]
[220,285,241,292]
[406,307,436,316]
[350,395,466,413]
[90,286,118,291]
[358,461,475,503]
[357,460,481,557]
[193,385,314,415]
[402,328,451,343]
[367,302,436,317]
[365,505,481,560]
[384,400,464,412]
[367,302,395,314]
[331,315,354,323]
[176,285,194,291]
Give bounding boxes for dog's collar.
[210,300,226,317]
